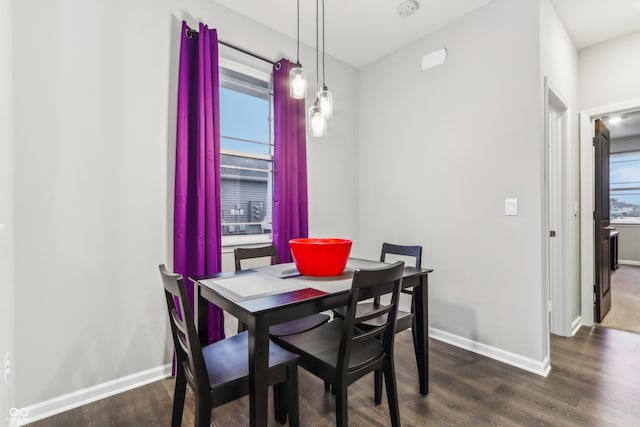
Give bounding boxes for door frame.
[544,78,570,336]
[579,98,640,326]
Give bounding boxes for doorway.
[545,78,570,336]
[580,99,640,331]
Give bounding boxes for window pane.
[610,151,640,222]
[610,152,640,190]
[611,190,640,222]
[220,154,272,236]
[220,87,270,155]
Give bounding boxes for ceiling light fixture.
[317,0,333,119]
[398,0,420,17]
[309,0,327,137]
[290,0,307,99]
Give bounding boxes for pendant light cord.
[315,0,319,93]
[322,0,326,86]
[296,0,300,63]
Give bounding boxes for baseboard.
[429,327,551,377]
[619,260,640,266]
[571,316,582,336]
[17,364,172,426]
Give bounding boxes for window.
[219,57,274,245]
[610,150,640,223]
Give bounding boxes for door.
[594,119,611,322]
[546,88,565,335]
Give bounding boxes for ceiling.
[550,0,640,49]
[214,1,640,69]
[603,111,640,139]
[212,0,493,68]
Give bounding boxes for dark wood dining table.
[192,258,433,427]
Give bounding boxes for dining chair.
[274,261,405,427]
[234,244,331,337]
[158,264,300,427]
[332,243,422,403]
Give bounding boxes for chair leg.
[171,368,187,427]
[335,385,348,427]
[383,357,401,427]
[273,383,287,424]
[194,393,212,427]
[374,369,383,405]
[287,365,299,427]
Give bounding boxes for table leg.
[195,283,209,347]
[248,314,270,427]
[413,274,429,395]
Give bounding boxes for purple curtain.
[272,59,309,262]
[173,21,224,344]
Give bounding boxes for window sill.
[611,222,640,226]
[222,234,272,252]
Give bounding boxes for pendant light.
[317,0,333,119]
[309,0,327,137]
[290,0,307,99]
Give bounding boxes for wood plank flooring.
[26,326,640,426]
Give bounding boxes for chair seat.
[276,319,384,372]
[332,304,413,332]
[202,331,299,389]
[269,313,331,337]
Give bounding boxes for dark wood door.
[594,119,611,322]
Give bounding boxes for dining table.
[192,257,433,427]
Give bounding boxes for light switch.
[505,198,518,216]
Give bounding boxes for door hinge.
[592,136,596,146]
[593,211,596,220]
[550,230,556,237]
[548,300,552,312]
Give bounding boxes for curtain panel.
[272,59,309,262]
[173,21,224,344]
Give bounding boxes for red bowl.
[289,238,353,276]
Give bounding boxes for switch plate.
[505,198,518,216]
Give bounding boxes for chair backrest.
[158,265,209,395]
[337,261,404,379]
[380,242,422,269]
[234,244,280,271]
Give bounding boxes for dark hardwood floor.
[27,326,640,426]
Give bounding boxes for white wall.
[611,134,640,153]
[358,0,547,365]
[0,0,15,423]
[579,30,640,111]
[12,0,358,409]
[540,0,580,335]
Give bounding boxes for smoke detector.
[398,0,419,17]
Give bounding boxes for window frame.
[610,149,640,225]
[218,55,275,247]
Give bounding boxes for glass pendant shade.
[289,64,307,99]
[309,100,327,137]
[318,85,333,119]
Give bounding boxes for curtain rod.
[185,28,277,66]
